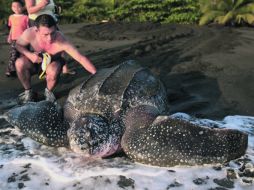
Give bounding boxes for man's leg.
[15,56,35,90]
[44,61,62,102]
[15,56,36,103]
[45,61,62,91]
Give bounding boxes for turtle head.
[67,114,117,157]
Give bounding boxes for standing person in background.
[25,0,56,27]
[6,0,29,77]
[25,0,73,74]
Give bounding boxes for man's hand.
[29,53,42,63]
[7,35,11,44]
[38,0,49,8]
[42,0,50,5]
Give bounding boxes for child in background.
[6,0,29,77]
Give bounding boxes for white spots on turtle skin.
[122,68,168,114]
[67,115,123,157]
[5,61,247,167]
[123,114,247,167]
[64,61,168,157]
[6,101,69,147]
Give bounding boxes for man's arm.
[25,0,49,14]
[16,29,42,63]
[7,16,12,43]
[62,40,97,74]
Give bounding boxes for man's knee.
[47,62,61,76]
[15,57,29,71]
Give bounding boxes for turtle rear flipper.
[122,106,248,167]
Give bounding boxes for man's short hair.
[35,14,56,28]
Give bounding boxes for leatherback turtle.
[4,61,248,167]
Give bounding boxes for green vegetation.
[0,0,200,25]
[57,0,114,23]
[57,0,200,24]
[109,0,200,24]
[0,0,12,25]
[0,0,254,27]
[199,0,254,26]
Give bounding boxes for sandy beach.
[0,22,254,119]
[0,23,254,190]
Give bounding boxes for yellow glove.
[39,53,51,80]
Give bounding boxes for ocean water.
[0,113,253,190]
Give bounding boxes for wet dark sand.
[0,22,254,119]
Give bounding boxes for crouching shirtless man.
[15,14,96,103]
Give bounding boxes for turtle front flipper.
[4,101,69,147]
[122,106,248,167]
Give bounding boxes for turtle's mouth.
[90,141,121,157]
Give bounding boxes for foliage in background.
[55,0,200,24]
[199,0,254,26]
[2,0,253,26]
[1,0,200,25]
[0,0,12,25]
[110,0,200,24]
[57,0,114,23]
